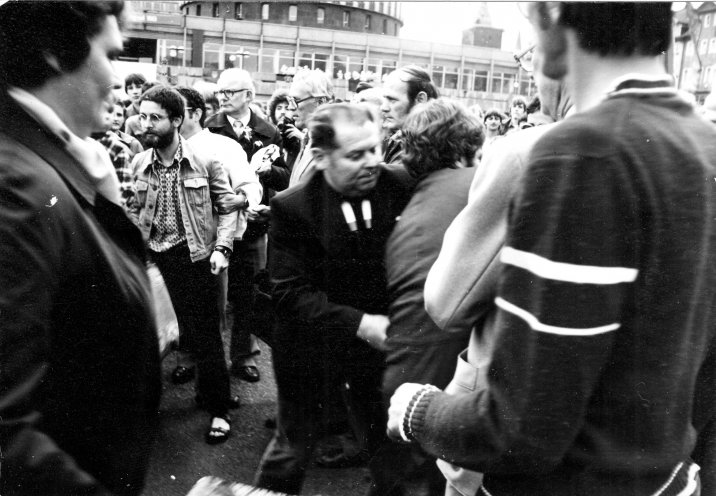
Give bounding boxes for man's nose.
[380,100,389,112]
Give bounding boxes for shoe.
[232,364,260,383]
[205,416,231,445]
[195,394,241,410]
[171,365,195,385]
[315,450,368,468]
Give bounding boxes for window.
[705,14,712,27]
[701,39,708,54]
[234,2,242,19]
[710,38,716,54]
[382,18,387,34]
[196,4,201,16]
[343,11,350,27]
[289,5,297,21]
[365,14,371,30]
[262,3,269,20]
[317,7,325,24]
[212,3,219,17]
[687,41,695,56]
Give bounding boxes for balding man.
[286,69,334,186]
[206,68,288,383]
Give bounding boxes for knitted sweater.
[410,77,716,495]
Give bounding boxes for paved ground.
[141,338,372,496]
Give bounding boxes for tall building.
[120,1,536,108]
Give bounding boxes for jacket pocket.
[135,179,149,206]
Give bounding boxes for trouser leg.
[229,237,265,363]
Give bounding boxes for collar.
[151,136,183,169]
[604,73,683,100]
[227,111,251,129]
[7,86,121,205]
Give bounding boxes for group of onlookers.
[3,3,716,496]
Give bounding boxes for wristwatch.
[214,245,232,257]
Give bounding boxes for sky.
[399,2,534,52]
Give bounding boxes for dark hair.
[395,65,439,106]
[559,2,672,57]
[124,73,147,92]
[113,101,127,120]
[309,103,375,153]
[526,95,541,115]
[176,86,206,127]
[141,81,158,94]
[139,86,185,123]
[483,108,505,122]
[267,88,290,126]
[401,99,484,179]
[0,1,124,89]
[511,96,527,109]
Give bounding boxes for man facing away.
[388,3,716,495]
[130,86,240,445]
[254,103,413,495]
[0,2,161,494]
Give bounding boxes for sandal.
[205,416,231,445]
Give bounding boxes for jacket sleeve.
[0,172,112,495]
[411,145,638,473]
[268,195,364,345]
[206,157,238,249]
[424,136,529,334]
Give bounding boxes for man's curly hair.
[401,98,484,179]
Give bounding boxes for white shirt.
[187,129,262,239]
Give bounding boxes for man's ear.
[415,91,429,104]
[172,116,183,130]
[312,148,329,171]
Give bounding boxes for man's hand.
[216,191,248,214]
[210,250,229,275]
[283,124,304,143]
[387,383,425,442]
[247,204,271,223]
[250,144,281,175]
[356,313,389,351]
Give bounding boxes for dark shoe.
[170,365,195,385]
[232,364,260,383]
[315,450,368,468]
[205,416,231,445]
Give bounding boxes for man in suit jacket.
[206,68,289,383]
[254,103,413,495]
[0,3,161,494]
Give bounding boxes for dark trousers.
[228,236,266,363]
[254,340,385,495]
[151,243,230,417]
[368,334,471,496]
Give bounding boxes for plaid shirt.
[97,131,133,206]
[147,140,186,253]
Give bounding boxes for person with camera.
[267,89,302,172]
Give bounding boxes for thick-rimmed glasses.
[287,95,318,108]
[514,44,536,73]
[214,88,250,98]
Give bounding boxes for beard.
[140,127,175,150]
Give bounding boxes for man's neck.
[485,128,501,138]
[29,83,90,138]
[157,134,180,164]
[227,107,250,122]
[566,35,667,114]
[181,125,201,140]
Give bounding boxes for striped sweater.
[410,77,716,495]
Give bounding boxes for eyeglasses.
[214,88,250,98]
[514,44,536,73]
[138,113,169,124]
[287,95,319,108]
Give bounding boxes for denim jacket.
[130,137,237,262]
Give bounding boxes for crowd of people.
[2,2,716,496]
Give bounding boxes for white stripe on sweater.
[501,247,639,285]
[495,297,620,336]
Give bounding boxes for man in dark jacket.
[206,67,289,383]
[254,103,413,495]
[0,2,161,494]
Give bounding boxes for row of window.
[676,37,716,56]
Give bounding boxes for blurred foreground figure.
[388,3,716,495]
[0,2,161,494]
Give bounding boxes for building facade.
[674,2,716,101]
[121,1,536,109]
